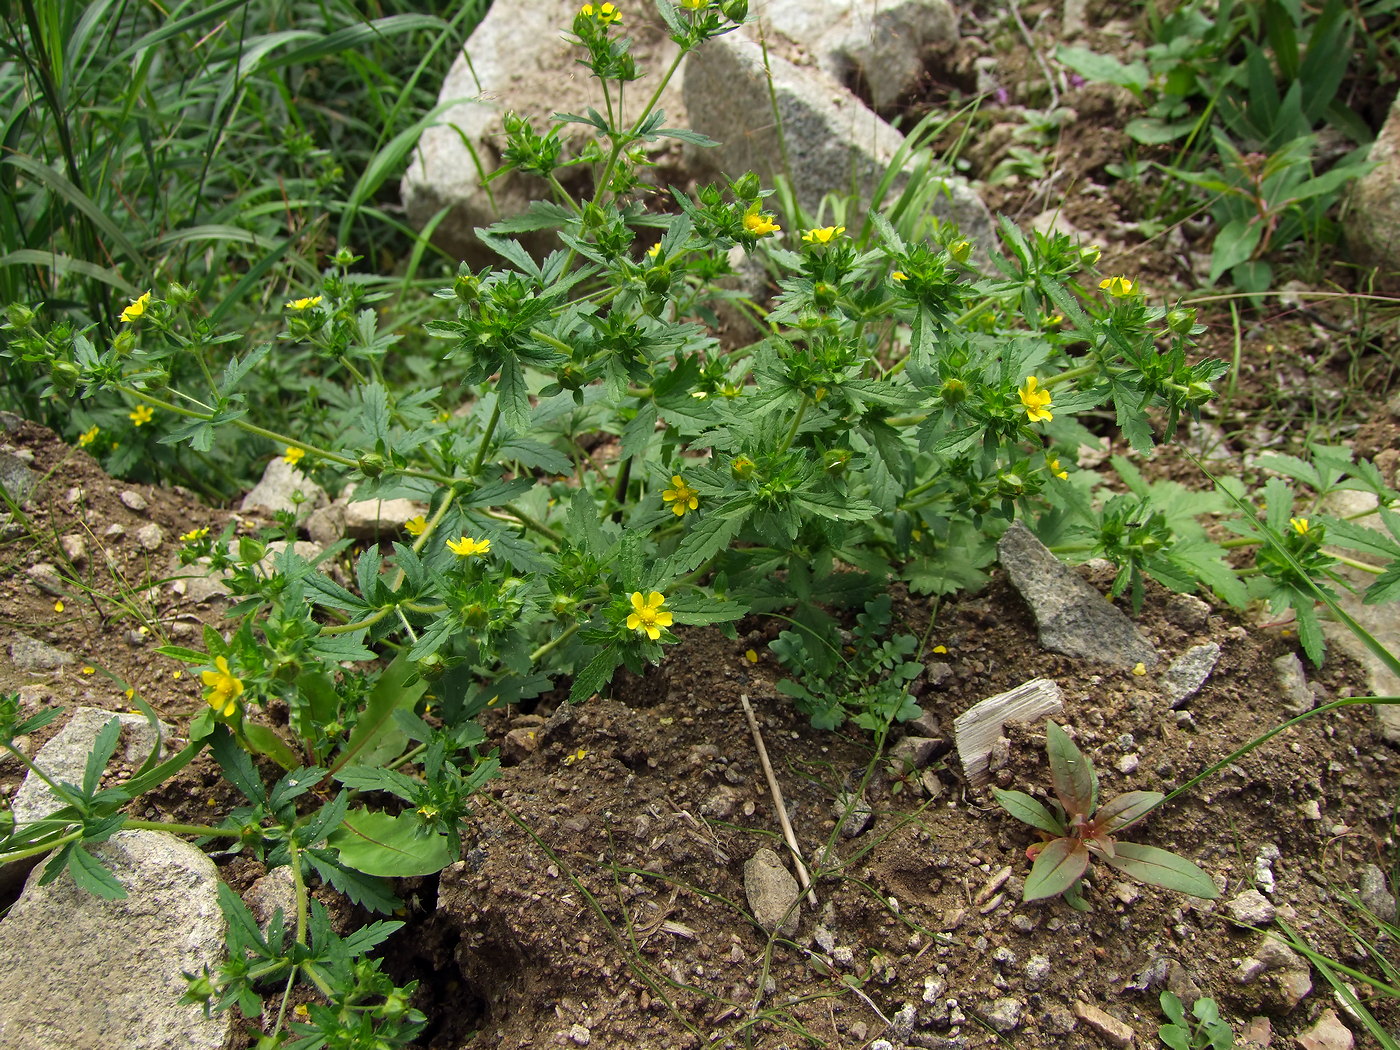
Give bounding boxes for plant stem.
[469,400,501,476]
[530,622,580,664]
[777,396,809,454]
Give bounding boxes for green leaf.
[670,504,748,574]
[621,402,658,460]
[1054,46,1149,93]
[1101,841,1219,899]
[242,724,300,771]
[330,654,427,774]
[81,716,123,796]
[1209,218,1263,285]
[67,844,126,900]
[570,646,621,704]
[1046,721,1096,818]
[992,788,1066,836]
[328,808,455,878]
[1094,790,1163,835]
[1023,837,1090,901]
[496,357,532,432]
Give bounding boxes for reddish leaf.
[1095,790,1164,835]
[1046,721,1097,818]
[1023,837,1091,901]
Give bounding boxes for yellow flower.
[742,209,780,237]
[891,270,908,282]
[1018,376,1053,423]
[77,425,99,447]
[201,656,244,718]
[446,535,491,558]
[285,295,323,311]
[1081,244,1102,266]
[120,292,152,323]
[626,591,673,641]
[1131,662,1147,676]
[802,225,846,245]
[180,527,209,542]
[282,446,305,467]
[1047,456,1068,480]
[1290,517,1310,535]
[81,666,95,675]
[662,474,699,517]
[404,515,428,537]
[581,1,622,23]
[679,0,707,8]
[54,599,64,613]
[949,239,972,262]
[128,404,154,427]
[1099,275,1138,298]
[932,644,948,654]
[563,747,588,766]
[646,242,662,258]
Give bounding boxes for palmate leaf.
[1101,841,1219,899]
[1023,837,1090,901]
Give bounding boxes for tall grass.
[0,0,488,478]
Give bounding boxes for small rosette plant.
[993,722,1219,910]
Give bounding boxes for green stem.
[777,397,810,454]
[530,622,580,664]
[123,819,238,837]
[470,400,502,476]
[497,503,564,544]
[594,47,688,202]
[0,830,82,865]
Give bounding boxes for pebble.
[568,1023,591,1046]
[26,562,64,595]
[1296,1009,1353,1050]
[1298,799,1322,820]
[1271,652,1315,714]
[991,946,1016,968]
[8,632,75,671]
[1072,1001,1134,1047]
[982,997,1023,1033]
[119,489,148,511]
[1116,753,1140,775]
[1162,642,1222,708]
[1024,954,1051,987]
[135,522,164,551]
[743,848,800,936]
[1226,888,1277,927]
[890,1003,918,1039]
[834,790,872,837]
[1238,1016,1272,1048]
[1358,863,1398,923]
[59,533,86,565]
[922,976,946,1004]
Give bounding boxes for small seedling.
[1158,991,1234,1050]
[993,721,1219,910]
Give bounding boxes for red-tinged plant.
[993,721,1219,911]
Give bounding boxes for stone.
[135,522,165,551]
[403,0,685,260]
[1160,642,1221,708]
[0,448,37,505]
[834,790,873,837]
[243,865,297,937]
[118,489,148,511]
[26,561,64,595]
[1237,1015,1272,1048]
[1295,1009,1353,1050]
[239,457,327,516]
[341,489,428,540]
[888,734,939,770]
[1166,960,1203,1012]
[12,707,170,824]
[8,632,75,672]
[59,533,87,566]
[306,502,349,547]
[744,847,800,935]
[1226,888,1277,927]
[1346,89,1400,273]
[757,0,958,111]
[997,522,1158,668]
[952,677,1063,788]
[0,830,229,1050]
[1272,652,1315,715]
[1025,954,1051,988]
[1358,863,1398,924]
[982,997,1023,1033]
[568,1022,592,1046]
[1072,1000,1135,1047]
[683,30,993,249]
[1162,592,1212,631]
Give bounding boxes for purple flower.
[994,87,1009,105]
[1068,73,1085,88]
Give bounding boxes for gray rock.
[1346,89,1400,272]
[1024,954,1051,988]
[1161,642,1221,708]
[59,533,87,566]
[1358,863,1398,924]
[997,522,1158,668]
[0,831,229,1050]
[890,1002,918,1039]
[243,865,297,937]
[568,1022,592,1046]
[240,457,327,516]
[26,561,64,595]
[342,494,427,540]
[744,847,800,935]
[1162,592,1212,631]
[0,450,37,505]
[12,707,170,824]
[1166,960,1203,1012]
[1296,1009,1353,1050]
[759,0,958,111]
[119,489,148,511]
[1271,651,1315,714]
[403,0,685,259]
[683,30,992,248]
[888,734,939,770]
[1237,1015,1272,1049]
[1226,888,1277,927]
[982,997,1023,1033]
[8,632,75,671]
[135,522,165,551]
[1072,1001,1134,1047]
[834,790,873,837]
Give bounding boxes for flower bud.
[948,239,972,263]
[1166,307,1197,335]
[823,448,852,475]
[730,172,760,200]
[731,455,756,480]
[720,0,748,20]
[358,452,386,477]
[454,273,480,302]
[113,329,137,354]
[812,281,837,309]
[5,303,35,329]
[939,377,968,404]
